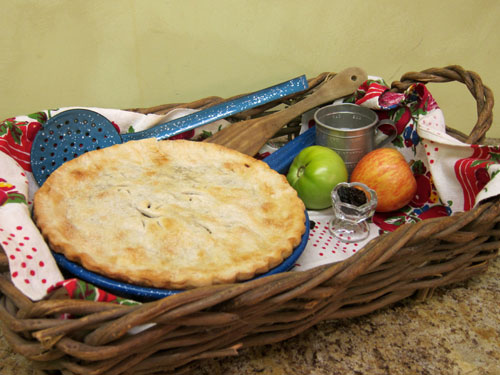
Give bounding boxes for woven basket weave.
[0,65,498,375]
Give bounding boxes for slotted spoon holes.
[31,109,122,185]
[35,131,82,170]
[50,125,109,153]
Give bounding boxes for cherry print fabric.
[48,278,139,305]
[417,110,500,211]
[293,78,499,271]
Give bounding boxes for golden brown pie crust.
[33,139,305,289]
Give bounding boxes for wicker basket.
[0,66,498,375]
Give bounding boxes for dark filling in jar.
[338,186,367,206]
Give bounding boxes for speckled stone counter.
[1,256,499,375]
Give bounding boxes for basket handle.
[390,65,494,144]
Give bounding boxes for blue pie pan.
[53,212,309,300]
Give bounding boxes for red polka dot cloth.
[292,213,379,271]
[0,151,64,300]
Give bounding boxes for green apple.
[287,145,348,210]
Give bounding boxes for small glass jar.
[329,182,377,243]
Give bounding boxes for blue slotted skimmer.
[31,75,308,185]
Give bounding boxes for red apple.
[350,148,417,212]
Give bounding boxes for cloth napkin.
[0,151,63,300]
[292,79,499,271]
[0,80,498,301]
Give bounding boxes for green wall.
[2,0,499,137]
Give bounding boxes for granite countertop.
[1,256,499,375]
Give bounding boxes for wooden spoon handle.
[206,67,367,156]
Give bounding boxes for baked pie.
[33,139,306,289]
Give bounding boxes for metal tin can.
[314,103,397,174]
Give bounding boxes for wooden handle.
[206,67,367,156]
[391,65,494,144]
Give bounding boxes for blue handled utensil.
[30,75,308,185]
[263,126,316,174]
